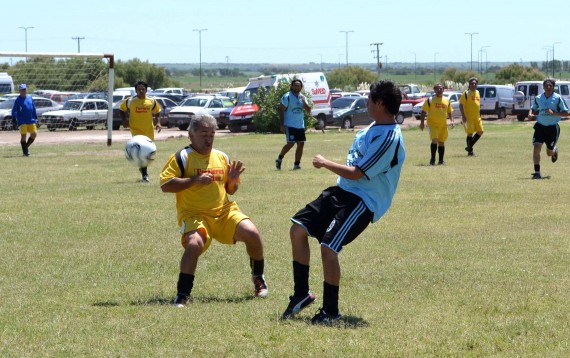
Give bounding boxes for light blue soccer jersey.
[281,91,306,129]
[338,122,406,222]
[531,92,569,126]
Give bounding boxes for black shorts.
[284,126,306,143]
[533,122,560,150]
[291,186,373,253]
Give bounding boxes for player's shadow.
[92,293,254,307]
[279,314,368,329]
[523,175,551,180]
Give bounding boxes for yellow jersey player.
[420,84,454,165]
[120,80,162,182]
[459,77,483,156]
[160,113,268,306]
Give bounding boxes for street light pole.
[464,32,479,71]
[411,52,417,83]
[478,46,490,76]
[18,26,34,52]
[339,30,354,67]
[193,28,208,91]
[552,42,561,78]
[434,52,439,83]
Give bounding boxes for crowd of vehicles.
[0,77,560,133]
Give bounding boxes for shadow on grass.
[93,293,254,307]
[278,314,369,329]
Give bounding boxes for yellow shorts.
[428,124,448,142]
[19,124,37,135]
[464,117,484,134]
[179,202,249,253]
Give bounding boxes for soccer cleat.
[467,152,475,157]
[174,293,190,307]
[275,159,282,170]
[532,173,542,180]
[293,164,301,170]
[429,159,435,166]
[552,147,558,163]
[282,291,316,319]
[438,160,445,165]
[252,274,268,298]
[465,146,471,153]
[142,175,150,182]
[311,308,342,325]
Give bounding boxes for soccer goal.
[0,52,116,146]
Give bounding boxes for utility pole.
[72,36,85,53]
[370,42,383,74]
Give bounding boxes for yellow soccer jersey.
[421,96,452,126]
[160,147,239,223]
[459,90,481,120]
[120,96,161,139]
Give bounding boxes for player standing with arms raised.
[160,114,268,306]
[119,80,162,182]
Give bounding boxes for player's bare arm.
[161,173,214,193]
[313,154,364,180]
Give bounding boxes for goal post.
[0,52,116,146]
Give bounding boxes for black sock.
[26,137,35,147]
[471,133,481,148]
[278,155,284,160]
[534,164,540,173]
[438,146,445,162]
[294,161,300,166]
[250,258,264,276]
[430,143,437,160]
[322,281,339,316]
[177,272,194,297]
[466,136,472,149]
[140,167,148,176]
[292,261,310,297]
[20,141,27,154]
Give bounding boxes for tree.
[494,64,545,83]
[327,66,378,91]
[114,58,171,89]
[440,67,479,85]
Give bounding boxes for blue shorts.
[285,126,306,143]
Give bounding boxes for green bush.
[252,79,315,133]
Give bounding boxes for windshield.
[236,86,271,105]
[0,98,15,109]
[180,98,208,107]
[331,97,356,109]
[62,101,83,110]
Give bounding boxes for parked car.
[329,96,370,128]
[167,95,234,130]
[0,96,61,131]
[147,91,184,104]
[413,92,462,120]
[477,85,515,119]
[112,96,179,130]
[41,99,108,131]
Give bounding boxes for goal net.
[0,52,116,145]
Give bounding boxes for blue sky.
[2,0,568,66]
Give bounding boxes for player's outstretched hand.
[228,160,245,181]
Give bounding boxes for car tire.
[68,119,77,131]
[229,123,240,133]
[497,108,506,119]
[218,123,227,130]
[178,124,189,131]
[342,118,352,129]
[47,125,56,132]
[517,114,527,122]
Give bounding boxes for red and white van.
[229,72,331,132]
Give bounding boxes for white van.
[513,80,570,121]
[0,73,14,95]
[229,72,331,132]
[477,84,515,119]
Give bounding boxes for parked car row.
[0,96,61,131]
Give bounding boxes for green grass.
[2,123,570,356]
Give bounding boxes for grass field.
[2,122,570,356]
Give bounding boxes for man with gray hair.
[160,113,268,305]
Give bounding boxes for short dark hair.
[369,80,401,116]
[290,79,303,88]
[134,80,148,90]
[468,77,478,85]
[543,78,556,87]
